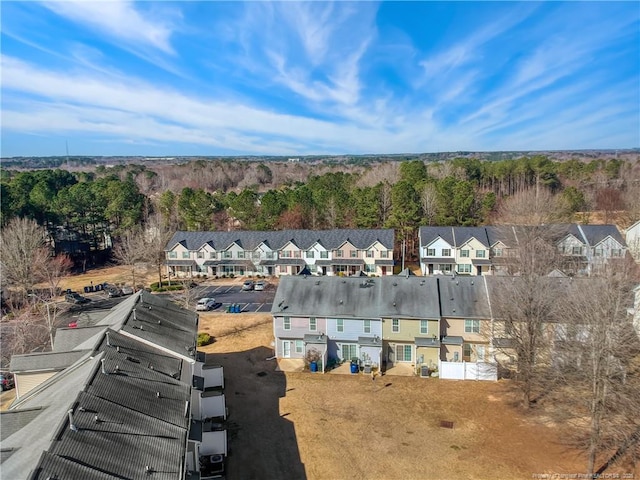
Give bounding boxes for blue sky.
[1,1,639,157]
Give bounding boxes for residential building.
[626,220,640,262]
[165,229,395,278]
[1,291,228,480]
[419,224,627,277]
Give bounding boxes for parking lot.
[192,283,275,313]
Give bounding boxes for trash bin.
[350,362,359,374]
[235,304,241,313]
[88,285,94,292]
[310,361,318,373]
[84,286,90,293]
[225,305,231,313]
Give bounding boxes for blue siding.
[326,318,381,341]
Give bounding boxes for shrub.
[197,333,213,346]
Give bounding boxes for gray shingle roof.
[1,407,44,441]
[578,224,626,246]
[166,228,395,252]
[272,276,441,319]
[435,275,491,319]
[452,226,489,247]
[10,350,91,373]
[419,226,454,246]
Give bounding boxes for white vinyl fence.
[439,361,497,381]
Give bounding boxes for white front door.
[283,341,291,358]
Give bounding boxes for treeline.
[1,156,638,250]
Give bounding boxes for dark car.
[242,280,254,291]
[65,292,89,304]
[1,373,15,391]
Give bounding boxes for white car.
[254,281,266,291]
[196,298,218,311]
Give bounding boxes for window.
[465,319,480,333]
[295,340,304,354]
[456,264,472,274]
[366,250,374,258]
[397,345,412,362]
[266,251,275,259]
[392,318,399,333]
[168,251,177,259]
[283,317,291,330]
[427,248,436,256]
[320,251,329,259]
[341,344,358,362]
[309,317,317,331]
[381,250,389,258]
[611,248,622,257]
[253,251,261,259]
[493,248,503,257]
[294,250,301,258]
[223,251,232,259]
[350,250,358,258]
[476,250,486,258]
[282,251,292,258]
[364,320,371,333]
[209,252,217,259]
[442,248,451,257]
[572,246,583,255]
[594,248,603,257]
[461,249,469,258]
[463,343,472,361]
[237,251,245,259]
[182,251,190,259]
[420,320,428,334]
[337,319,344,332]
[197,252,204,259]
[306,250,315,259]
[336,250,344,258]
[365,263,375,273]
[439,264,452,273]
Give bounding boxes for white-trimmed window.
[282,250,292,258]
[427,248,436,256]
[309,317,317,331]
[337,319,344,332]
[457,264,472,274]
[611,248,623,257]
[420,320,428,334]
[306,250,314,258]
[168,251,177,259]
[392,318,399,333]
[366,250,374,258]
[182,251,190,259]
[294,250,302,258]
[350,250,358,258]
[461,249,469,258]
[493,248,503,257]
[439,264,452,273]
[283,317,291,330]
[197,251,204,259]
[397,344,412,362]
[320,251,329,258]
[464,319,480,333]
[209,252,217,259]
[476,250,486,258]
[364,320,371,333]
[572,246,583,255]
[295,340,304,354]
[594,248,603,257]
[381,250,389,258]
[266,251,275,259]
[237,251,245,259]
[223,251,232,259]
[336,250,344,258]
[442,248,451,256]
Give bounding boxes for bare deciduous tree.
[40,254,73,299]
[554,268,640,475]
[420,183,438,226]
[0,217,50,295]
[112,227,146,291]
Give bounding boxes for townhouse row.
[271,274,505,378]
[419,224,627,277]
[165,229,395,278]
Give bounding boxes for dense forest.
[1,155,639,263]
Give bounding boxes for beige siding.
[441,318,489,342]
[382,318,437,341]
[15,372,56,399]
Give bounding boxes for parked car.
[106,286,123,298]
[65,292,89,304]
[242,280,254,291]
[254,281,266,291]
[1,372,15,391]
[196,298,220,311]
[121,285,134,295]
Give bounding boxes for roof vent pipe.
[68,409,78,432]
[106,331,111,347]
[101,358,107,375]
[133,309,136,321]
